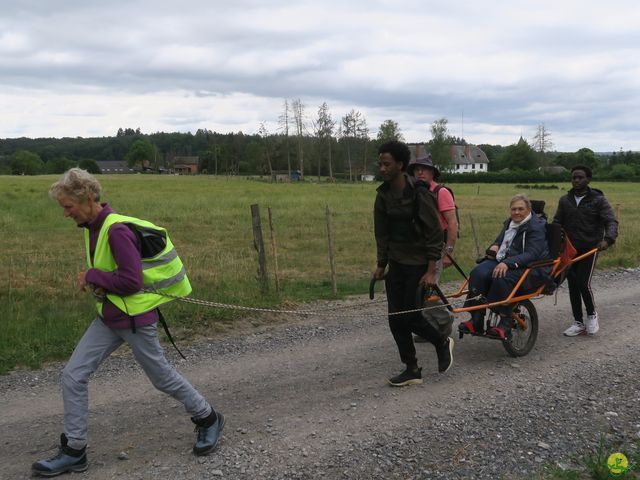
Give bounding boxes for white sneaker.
[585,313,599,335]
[563,321,586,336]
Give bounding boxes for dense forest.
[1,119,639,181]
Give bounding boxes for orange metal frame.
[428,248,599,314]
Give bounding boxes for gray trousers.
[421,258,454,337]
[62,318,211,449]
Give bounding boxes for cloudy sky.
[1,0,639,151]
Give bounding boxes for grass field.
[1,175,638,373]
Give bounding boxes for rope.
[142,288,483,319]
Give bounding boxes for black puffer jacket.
[552,187,618,251]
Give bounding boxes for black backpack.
[397,177,440,242]
[433,184,460,238]
[123,222,186,359]
[124,223,167,258]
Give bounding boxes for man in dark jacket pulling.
[553,165,618,336]
[373,141,451,387]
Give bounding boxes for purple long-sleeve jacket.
[83,204,158,329]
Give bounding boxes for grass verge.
[1,176,638,373]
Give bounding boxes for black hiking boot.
[192,409,225,456]
[32,434,87,477]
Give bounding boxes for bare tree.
[359,116,369,176]
[258,122,274,180]
[291,98,306,179]
[532,123,553,154]
[277,99,292,177]
[313,102,336,181]
[532,123,554,167]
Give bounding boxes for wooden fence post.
[251,204,269,293]
[325,205,338,295]
[615,204,622,241]
[267,206,281,293]
[468,214,481,258]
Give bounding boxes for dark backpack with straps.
[386,177,441,243]
[124,223,167,258]
[407,177,440,239]
[123,222,186,359]
[433,184,460,238]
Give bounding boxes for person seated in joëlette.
[459,194,550,339]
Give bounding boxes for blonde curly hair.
[49,168,102,202]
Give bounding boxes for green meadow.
[1,175,638,373]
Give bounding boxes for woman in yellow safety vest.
[32,168,224,478]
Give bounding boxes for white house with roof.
[407,144,490,173]
[450,145,489,173]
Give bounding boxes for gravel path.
[1,268,639,479]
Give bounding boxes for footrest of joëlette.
[459,331,489,339]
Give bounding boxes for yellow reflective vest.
[84,213,192,317]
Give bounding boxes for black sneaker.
[388,367,423,387]
[32,434,87,477]
[436,337,454,373]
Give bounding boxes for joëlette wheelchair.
[370,208,597,358]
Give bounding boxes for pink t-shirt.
[429,182,456,230]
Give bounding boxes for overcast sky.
[1,0,639,151]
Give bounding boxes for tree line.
[1,103,639,180]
